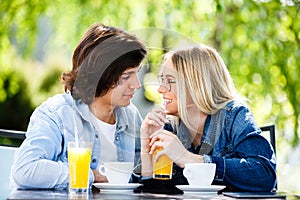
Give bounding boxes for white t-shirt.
[91,113,118,168]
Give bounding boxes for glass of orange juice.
[68,141,92,194]
[152,147,173,180]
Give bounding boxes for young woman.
[140,44,276,191]
[11,23,147,189]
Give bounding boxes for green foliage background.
[0,0,299,193]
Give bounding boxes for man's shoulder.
[37,93,72,112]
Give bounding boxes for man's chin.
[119,101,131,107]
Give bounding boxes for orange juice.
[153,147,173,180]
[68,143,92,189]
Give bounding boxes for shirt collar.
[70,95,129,132]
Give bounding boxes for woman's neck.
[187,110,208,147]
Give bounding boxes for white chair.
[0,146,17,198]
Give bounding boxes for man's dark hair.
[61,23,147,104]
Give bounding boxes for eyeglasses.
[158,75,176,91]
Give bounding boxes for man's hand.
[92,169,108,183]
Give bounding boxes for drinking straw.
[72,98,79,148]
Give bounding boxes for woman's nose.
[158,85,167,93]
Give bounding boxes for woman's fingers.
[150,129,171,139]
[149,139,164,154]
[148,129,169,145]
[149,134,159,146]
[143,113,162,127]
[152,148,166,163]
[142,106,169,131]
[147,129,189,167]
[148,112,167,126]
[150,107,169,123]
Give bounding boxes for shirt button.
[92,159,96,163]
[115,136,119,141]
[95,134,99,138]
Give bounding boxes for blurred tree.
[212,0,300,146]
[0,0,48,58]
[39,67,62,93]
[0,69,33,131]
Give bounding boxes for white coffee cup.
[183,163,216,186]
[99,162,134,184]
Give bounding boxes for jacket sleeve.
[11,106,69,189]
[211,106,276,191]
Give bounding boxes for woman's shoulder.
[224,99,250,113]
[223,100,258,130]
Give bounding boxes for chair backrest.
[0,146,17,198]
[0,129,26,147]
[260,125,276,155]
[260,125,277,190]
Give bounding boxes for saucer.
[93,183,141,193]
[176,185,225,193]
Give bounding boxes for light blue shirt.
[11,92,142,189]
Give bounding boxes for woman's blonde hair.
[169,44,239,130]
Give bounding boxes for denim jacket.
[11,92,142,189]
[169,100,276,192]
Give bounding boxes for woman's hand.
[140,106,168,151]
[140,106,169,176]
[149,129,204,167]
[92,169,108,183]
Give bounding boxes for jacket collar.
[67,92,129,132]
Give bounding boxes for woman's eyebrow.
[160,75,175,79]
[165,74,175,78]
[158,73,175,78]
